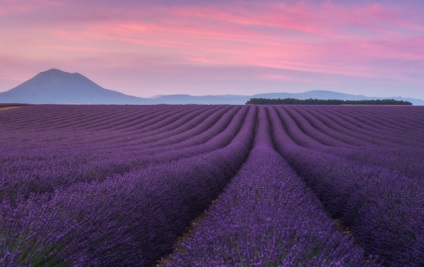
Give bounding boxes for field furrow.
[162,107,377,266]
[269,106,424,266]
[1,104,422,267]
[0,105,256,266]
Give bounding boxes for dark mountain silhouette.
[0,69,423,105]
[0,69,148,104]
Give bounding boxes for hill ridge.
[0,69,423,105]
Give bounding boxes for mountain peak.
[0,69,145,104]
[37,68,80,77]
[44,68,68,73]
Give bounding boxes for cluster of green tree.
[246,98,413,105]
[0,103,29,107]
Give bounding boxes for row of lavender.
[1,105,256,266]
[162,105,423,266]
[1,105,423,266]
[0,105,250,201]
[278,105,424,178]
[269,106,423,266]
[163,107,377,266]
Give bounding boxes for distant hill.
[150,91,424,105]
[0,69,148,104]
[1,69,423,105]
[150,94,249,104]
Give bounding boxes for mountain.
[252,90,370,100]
[150,91,424,105]
[0,69,147,104]
[150,94,249,104]
[1,69,423,105]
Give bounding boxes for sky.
[1,0,424,98]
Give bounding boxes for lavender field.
[0,105,423,266]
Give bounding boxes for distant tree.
[246,98,412,105]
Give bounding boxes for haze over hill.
[0,69,145,104]
[0,69,423,105]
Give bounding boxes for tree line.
[246,98,413,105]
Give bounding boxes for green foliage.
[246,98,413,105]
[1,231,70,267]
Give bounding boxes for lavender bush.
[0,104,422,266]
[269,106,424,266]
[162,107,378,266]
[1,105,256,266]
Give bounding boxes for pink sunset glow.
[1,0,423,98]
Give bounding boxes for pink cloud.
[40,44,118,54]
[36,0,65,6]
[1,0,424,97]
[11,5,422,80]
[0,4,30,15]
[260,74,295,81]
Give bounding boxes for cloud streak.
[0,0,424,98]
